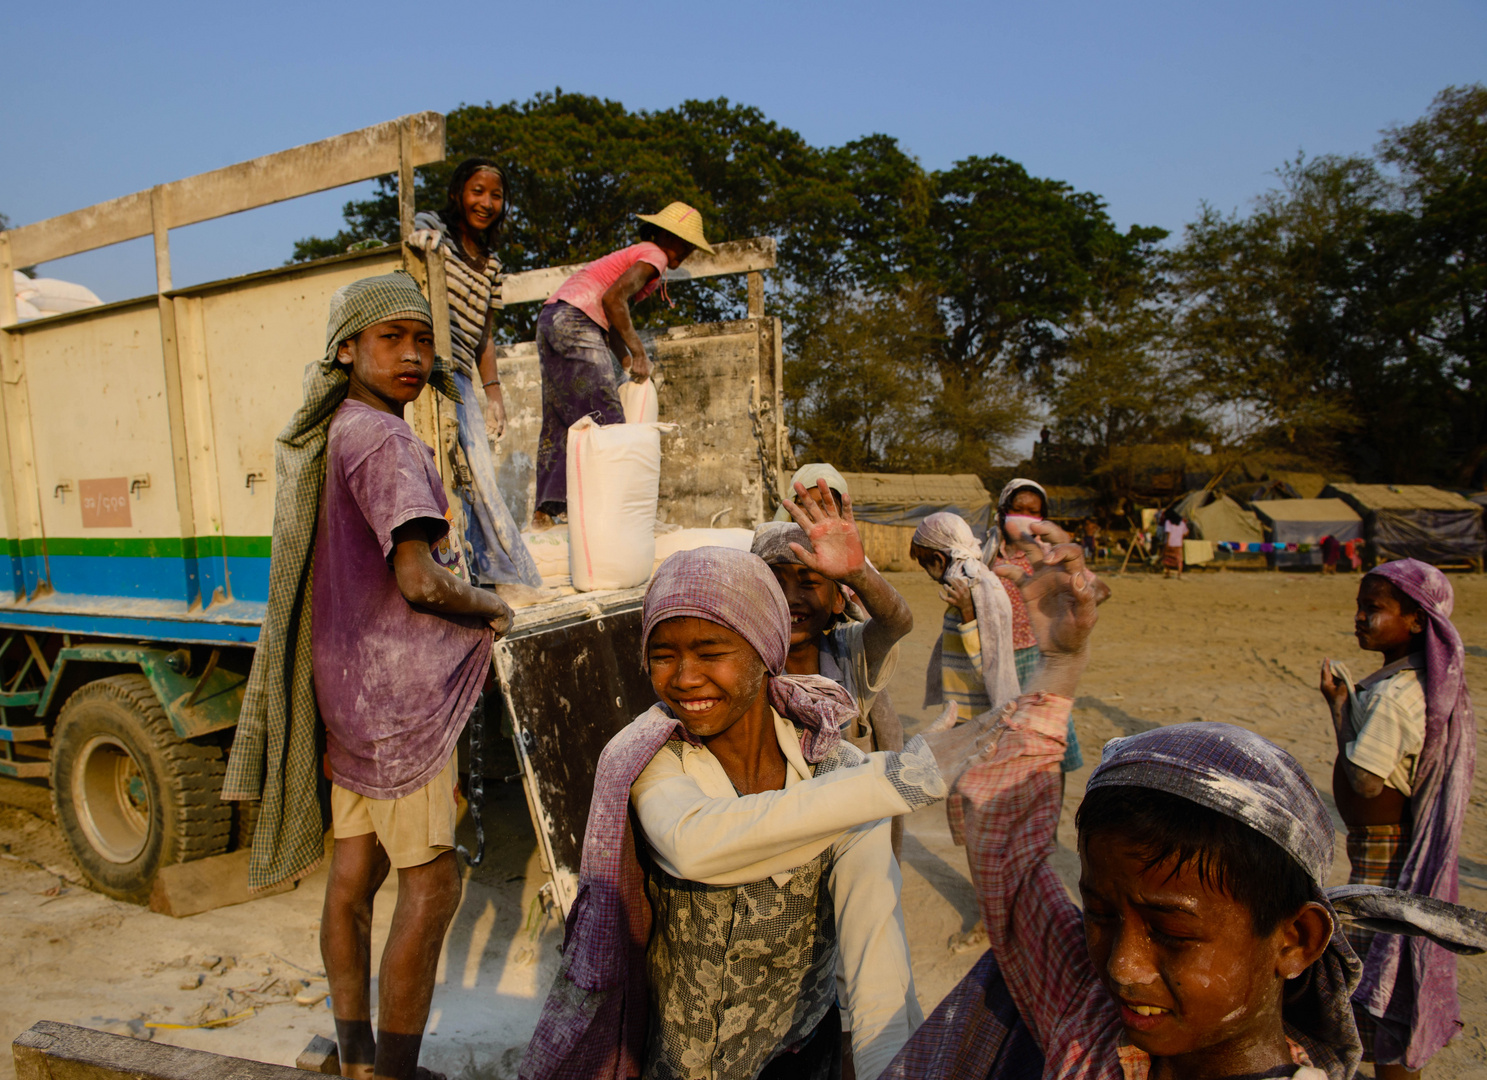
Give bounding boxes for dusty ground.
[1,566,1485,1077]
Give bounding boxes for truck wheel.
[50,674,232,902]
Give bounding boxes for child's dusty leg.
[372,850,463,1080]
[321,833,391,1080]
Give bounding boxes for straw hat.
[635,202,716,255]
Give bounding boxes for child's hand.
[483,388,507,440]
[406,229,442,253]
[784,479,866,582]
[1319,659,1348,711]
[488,595,514,638]
[627,351,654,382]
[939,578,977,624]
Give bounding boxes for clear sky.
[5,0,1483,303]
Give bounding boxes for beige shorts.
[330,754,458,868]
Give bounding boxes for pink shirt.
[545,242,669,331]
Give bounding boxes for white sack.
[619,378,658,425]
[567,416,675,591]
[26,277,102,314]
[12,297,40,322]
[652,527,755,567]
[522,526,571,581]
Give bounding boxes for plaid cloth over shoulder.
[222,271,461,892]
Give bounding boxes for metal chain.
[457,692,486,866]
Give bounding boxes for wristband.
[483,379,500,388]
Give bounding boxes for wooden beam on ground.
[501,236,777,305]
[14,1020,326,1079]
[295,1035,341,1074]
[147,848,295,918]
[5,112,445,268]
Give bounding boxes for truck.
[0,113,788,910]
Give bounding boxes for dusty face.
[338,319,434,414]
[1078,837,1289,1063]
[1355,576,1423,654]
[910,543,948,583]
[646,617,769,739]
[771,564,845,648]
[1009,489,1044,516]
[461,169,504,235]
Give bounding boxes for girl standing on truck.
[530,202,714,529]
[407,159,541,586]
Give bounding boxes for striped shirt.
[941,606,989,722]
[413,211,501,378]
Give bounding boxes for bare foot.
[530,510,555,531]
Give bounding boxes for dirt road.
[0,568,1484,1077]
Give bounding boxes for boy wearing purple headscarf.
[1320,558,1477,1075]
[521,547,1005,1080]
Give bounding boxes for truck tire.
[50,674,232,902]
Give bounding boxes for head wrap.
[1087,722,1362,1076]
[1354,559,1477,1065]
[912,512,984,564]
[911,513,1021,712]
[752,521,811,566]
[982,478,1049,565]
[774,463,850,521]
[643,547,857,747]
[323,270,433,364]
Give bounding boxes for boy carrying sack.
[1320,559,1476,1076]
[226,272,511,1080]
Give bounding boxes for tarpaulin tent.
[837,472,992,532]
[1172,490,1265,545]
[836,473,992,570]
[1253,498,1363,568]
[1322,484,1485,567]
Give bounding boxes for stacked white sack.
[522,526,571,583]
[566,416,675,591]
[12,271,102,319]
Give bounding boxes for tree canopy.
[295,85,1486,493]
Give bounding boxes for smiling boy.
[310,273,513,1080]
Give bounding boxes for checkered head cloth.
[323,270,433,363]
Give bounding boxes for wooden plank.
[14,1020,325,1078]
[147,848,295,918]
[7,112,445,267]
[500,236,777,304]
[0,724,46,741]
[0,759,48,778]
[294,1035,341,1075]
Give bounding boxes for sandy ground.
[1,566,1486,1077]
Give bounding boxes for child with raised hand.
[754,479,915,855]
[311,273,513,1080]
[1320,559,1477,1076]
[885,539,1483,1080]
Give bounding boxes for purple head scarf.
[643,546,857,747]
[1357,559,1477,1066]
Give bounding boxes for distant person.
[1322,533,1342,574]
[531,202,715,529]
[1081,517,1101,561]
[1319,560,1476,1076]
[1161,506,1189,578]
[407,159,541,587]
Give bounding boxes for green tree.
[1375,84,1487,482]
